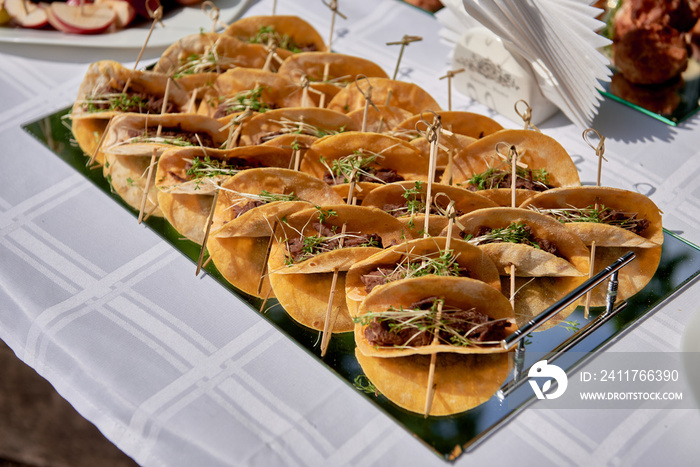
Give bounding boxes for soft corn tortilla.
[239,107,358,146]
[268,268,354,332]
[71,60,190,162]
[211,168,344,237]
[223,15,328,58]
[206,235,274,299]
[345,236,502,316]
[355,276,516,357]
[445,207,590,277]
[268,205,408,274]
[361,181,498,237]
[154,33,268,76]
[103,152,162,218]
[393,111,504,141]
[355,349,510,416]
[347,105,414,133]
[156,146,291,194]
[519,186,663,248]
[444,129,580,190]
[300,132,429,200]
[327,77,441,115]
[157,191,212,245]
[102,114,228,158]
[206,68,305,118]
[278,52,388,105]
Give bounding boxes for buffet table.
[1,0,699,465]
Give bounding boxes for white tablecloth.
[1,1,699,466]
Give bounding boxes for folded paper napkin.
[438,0,612,128]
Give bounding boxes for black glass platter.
[23,107,700,461]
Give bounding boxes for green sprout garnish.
[527,205,648,232]
[353,375,380,396]
[467,222,541,248]
[354,299,507,348]
[466,162,550,191]
[561,320,580,333]
[215,86,271,115]
[248,25,304,52]
[83,93,148,114]
[186,156,243,189]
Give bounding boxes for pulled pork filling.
[285,222,382,263]
[362,297,509,348]
[360,260,471,294]
[125,127,215,147]
[231,200,265,218]
[83,83,178,114]
[463,223,562,257]
[465,167,553,192]
[322,168,404,185]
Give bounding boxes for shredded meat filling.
[84,84,178,114]
[363,297,509,348]
[466,170,553,192]
[323,168,404,185]
[286,222,383,263]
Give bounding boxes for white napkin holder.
[452,27,559,125]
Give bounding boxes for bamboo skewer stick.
[257,221,279,296]
[582,128,607,318]
[509,145,519,307]
[137,76,172,224]
[423,298,444,418]
[322,0,347,51]
[438,68,465,111]
[196,182,220,276]
[514,100,540,132]
[386,35,422,80]
[422,113,441,237]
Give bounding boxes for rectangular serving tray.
[24,107,700,461]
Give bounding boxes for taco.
[239,107,358,146]
[211,168,344,237]
[223,15,328,60]
[204,68,305,118]
[354,276,516,357]
[327,77,441,115]
[345,236,501,316]
[157,191,214,244]
[71,60,190,163]
[102,114,229,158]
[103,152,162,218]
[268,205,408,274]
[444,207,590,277]
[154,33,268,78]
[392,111,504,141]
[155,146,291,194]
[444,129,580,206]
[520,186,664,307]
[207,235,275,299]
[519,186,663,248]
[277,52,389,104]
[300,132,429,200]
[360,181,498,237]
[409,133,476,174]
[346,105,414,133]
[355,349,510,416]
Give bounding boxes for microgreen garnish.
[354,299,507,348]
[528,205,649,233]
[82,93,148,114]
[353,375,380,396]
[185,156,242,189]
[248,25,304,52]
[320,150,385,185]
[215,86,271,115]
[467,222,541,248]
[561,320,580,333]
[467,162,550,191]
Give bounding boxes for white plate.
[0,0,252,48]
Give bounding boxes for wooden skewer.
[422,113,441,237]
[322,0,347,51]
[196,183,221,276]
[257,221,279,296]
[387,35,422,80]
[423,299,444,418]
[439,68,465,112]
[137,75,172,223]
[320,157,359,356]
[510,144,518,308]
[355,75,378,133]
[271,0,277,15]
[582,128,607,318]
[514,99,540,132]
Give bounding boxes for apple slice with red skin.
[95,0,136,29]
[5,0,49,29]
[50,2,115,34]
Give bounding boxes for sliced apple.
[5,0,48,29]
[50,2,115,34]
[95,0,135,29]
